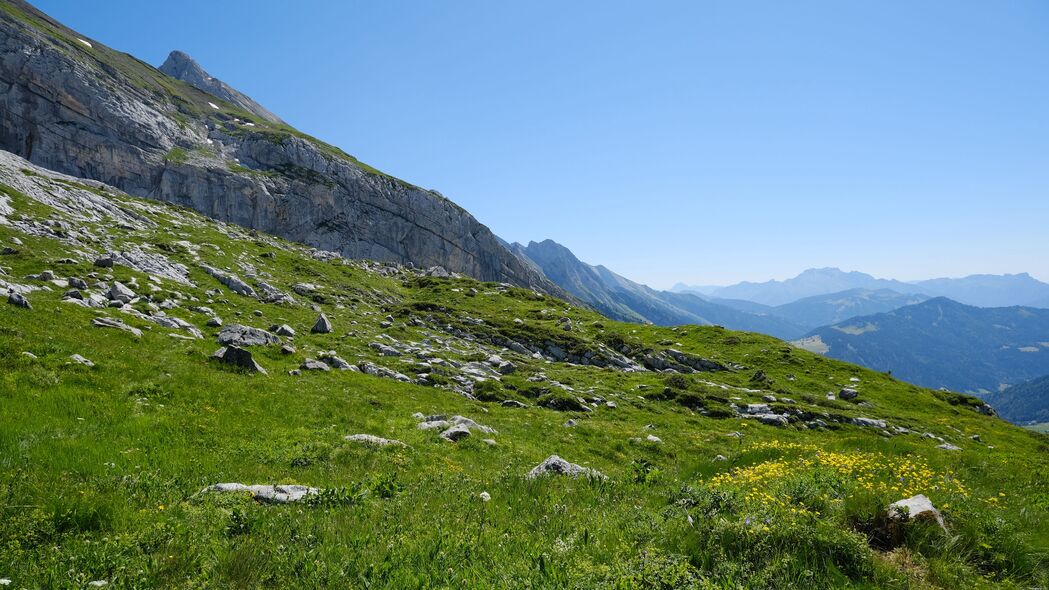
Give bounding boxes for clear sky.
[33,0,1049,289]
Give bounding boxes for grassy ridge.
[0,172,1048,588]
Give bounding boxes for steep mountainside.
[513,239,806,339]
[2,148,1046,588]
[770,288,931,331]
[794,298,1049,394]
[982,375,1049,426]
[0,1,559,294]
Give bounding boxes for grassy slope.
[0,175,1048,588]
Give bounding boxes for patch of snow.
[78,38,92,48]
[208,102,220,110]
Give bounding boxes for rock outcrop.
[0,2,561,295]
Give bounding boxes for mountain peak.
[158,49,286,125]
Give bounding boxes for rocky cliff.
[0,0,560,294]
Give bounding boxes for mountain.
[682,268,922,306]
[158,50,285,125]
[0,0,559,294]
[794,297,1049,393]
[2,146,1045,587]
[513,239,807,339]
[670,282,719,295]
[676,268,1049,309]
[769,288,931,331]
[913,273,1049,308]
[982,375,1049,425]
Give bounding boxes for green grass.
[0,170,1048,588]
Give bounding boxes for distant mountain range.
[515,242,1049,421]
[511,240,806,339]
[982,375,1049,426]
[766,289,930,330]
[674,268,1049,308]
[793,298,1049,394]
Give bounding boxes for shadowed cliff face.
[0,0,561,295]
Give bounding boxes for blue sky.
[34,0,1049,288]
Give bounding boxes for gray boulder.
[301,359,331,371]
[7,292,30,309]
[526,455,606,480]
[888,494,946,531]
[344,434,407,448]
[218,324,281,347]
[92,317,142,337]
[852,417,887,429]
[839,388,859,400]
[201,483,318,504]
[312,313,332,334]
[212,346,267,374]
[69,354,94,367]
[200,265,256,298]
[108,281,136,303]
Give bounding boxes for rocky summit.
[158,50,286,126]
[0,1,559,295]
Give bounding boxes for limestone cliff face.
[0,1,560,294]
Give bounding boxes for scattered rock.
[645,434,663,444]
[94,254,114,268]
[852,417,887,429]
[108,281,136,303]
[369,342,400,356]
[200,264,256,297]
[212,346,267,374]
[6,292,30,309]
[201,483,319,504]
[753,413,788,426]
[218,324,280,347]
[440,425,472,442]
[937,443,962,451]
[300,359,331,371]
[888,494,946,531]
[311,313,332,334]
[501,400,527,408]
[713,454,728,462]
[839,388,859,400]
[344,434,407,448]
[526,455,606,480]
[273,324,296,337]
[92,317,142,337]
[69,354,94,367]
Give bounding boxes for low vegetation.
[1,162,1048,588]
